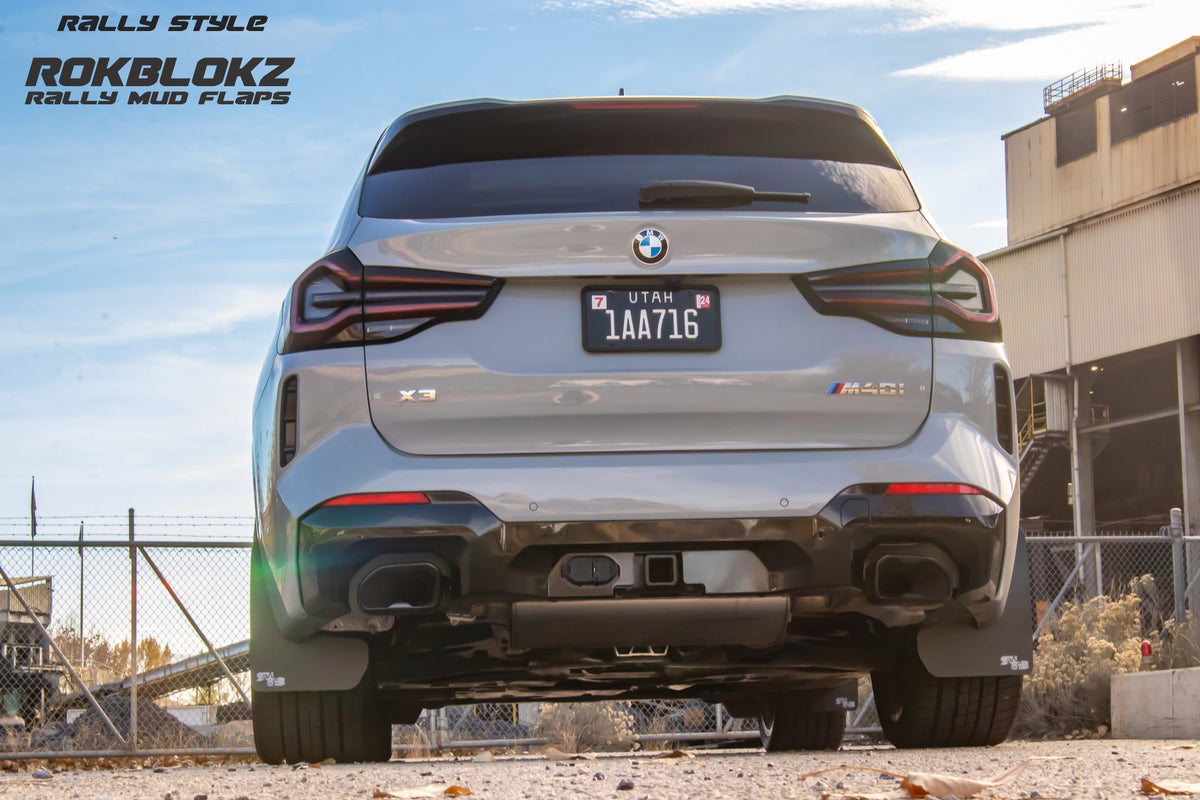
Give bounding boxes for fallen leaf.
[801,761,1032,799]
[651,749,695,760]
[1141,778,1200,795]
[903,760,1031,798]
[374,784,473,798]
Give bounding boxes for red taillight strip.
[322,492,430,507]
[884,483,981,495]
[807,266,929,286]
[363,301,482,320]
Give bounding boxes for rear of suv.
[250,96,1030,764]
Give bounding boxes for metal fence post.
[129,508,138,751]
[1171,507,1186,622]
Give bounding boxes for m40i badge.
[827,382,904,396]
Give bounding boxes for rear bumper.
[277,484,1011,640]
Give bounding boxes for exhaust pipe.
[864,544,958,606]
[351,555,445,613]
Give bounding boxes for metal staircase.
[1019,434,1065,492]
[1016,376,1069,492]
[1015,375,1108,493]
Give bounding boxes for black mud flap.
[809,677,861,713]
[916,531,1032,678]
[250,540,369,693]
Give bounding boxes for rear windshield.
[360,101,920,219]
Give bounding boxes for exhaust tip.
[355,560,442,613]
[864,546,958,606]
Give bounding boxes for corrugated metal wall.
[986,236,1068,377]
[1066,185,1200,364]
[985,184,1200,379]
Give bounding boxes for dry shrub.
[1154,611,1200,670]
[533,702,634,753]
[1017,576,1150,738]
[391,723,435,758]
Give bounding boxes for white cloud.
[560,0,1137,27]
[896,6,1200,80]
[0,284,282,352]
[970,218,1009,229]
[561,0,1200,83]
[0,349,262,517]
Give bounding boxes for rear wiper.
[638,180,811,208]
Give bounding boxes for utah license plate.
[582,286,721,352]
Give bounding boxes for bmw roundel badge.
[632,228,669,266]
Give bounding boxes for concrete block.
[1111,667,1200,738]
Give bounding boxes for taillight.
[795,258,933,335]
[280,248,502,354]
[794,241,1001,341]
[928,243,1001,340]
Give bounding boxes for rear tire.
[872,660,1022,748]
[253,680,392,764]
[758,690,846,751]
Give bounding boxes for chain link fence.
[0,511,251,757]
[1028,528,1200,637]
[0,512,1194,759]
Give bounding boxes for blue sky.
[2,0,1196,525]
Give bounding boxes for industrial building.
[982,37,1200,548]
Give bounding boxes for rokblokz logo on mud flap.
[23,14,294,106]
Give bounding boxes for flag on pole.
[30,477,37,540]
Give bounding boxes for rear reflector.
[884,483,982,495]
[322,492,430,507]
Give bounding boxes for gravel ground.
[2,740,1196,799]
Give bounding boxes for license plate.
[582,286,721,352]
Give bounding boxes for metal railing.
[1043,62,1123,110]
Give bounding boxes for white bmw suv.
[250,96,1030,764]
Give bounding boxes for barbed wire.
[0,523,251,529]
[0,514,252,521]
